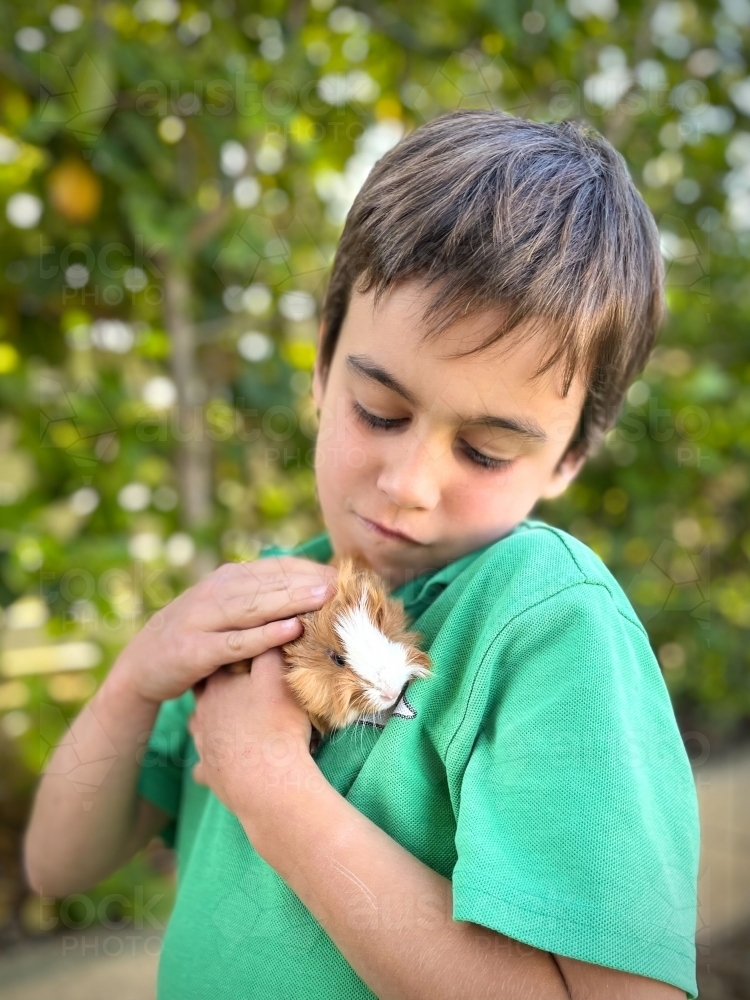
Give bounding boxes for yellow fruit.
[47,159,102,223]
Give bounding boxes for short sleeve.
[136,691,195,849]
[449,582,699,998]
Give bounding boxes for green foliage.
[1,0,750,941]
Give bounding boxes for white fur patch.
[332,594,418,706]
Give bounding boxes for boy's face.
[311,280,588,590]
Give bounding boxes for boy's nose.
[375,437,442,511]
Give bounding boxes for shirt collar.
[264,522,528,620]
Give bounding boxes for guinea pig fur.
[282,555,432,735]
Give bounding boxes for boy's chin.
[329,539,428,588]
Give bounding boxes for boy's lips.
[354,513,422,544]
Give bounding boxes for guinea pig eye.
[327,648,347,667]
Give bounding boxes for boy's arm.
[23,556,337,898]
[250,767,685,1000]
[23,665,165,898]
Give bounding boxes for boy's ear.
[541,447,587,500]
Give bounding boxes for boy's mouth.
[354,513,421,544]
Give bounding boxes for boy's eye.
[351,400,514,472]
[352,400,404,432]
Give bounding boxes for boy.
[24,111,699,999]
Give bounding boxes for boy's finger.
[206,582,336,631]
[250,555,339,576]
[206,559,338,596]
[207,617,305,668]
[203,563,338,603]
[250,648,298,700]
[208,568,338,601]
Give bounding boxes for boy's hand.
[109,556,338,705]
[187,647,319,830]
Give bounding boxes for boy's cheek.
[447,463,531,517]
[315,420,371,474]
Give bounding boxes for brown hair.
[318,110,665,461]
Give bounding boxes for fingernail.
[311,585,329,597]
[281,617,299,630]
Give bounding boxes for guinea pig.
[226,553,432,743]
[282,553,433,736]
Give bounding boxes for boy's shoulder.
[261,518,646,640]
[456,517,645,636]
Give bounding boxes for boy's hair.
[318,110,665,460]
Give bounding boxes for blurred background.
[1,0,749,996]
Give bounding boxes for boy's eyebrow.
[345,354,548,442]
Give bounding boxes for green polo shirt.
[137,517,699,999]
